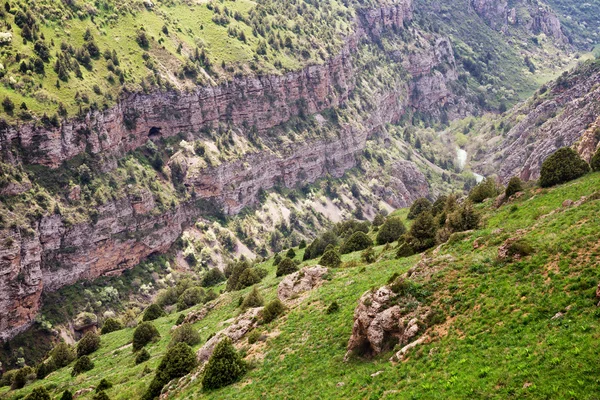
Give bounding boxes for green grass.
[5,172,600,399]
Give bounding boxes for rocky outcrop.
[477,61,600,182]
[196,307,262,363]
[470,0,567,42]
[277,266,329,302]
[345,284,430,360]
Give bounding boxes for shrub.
[340,231,373,254]
[24,387,51,400]
[101,318,123,334]
[36,360,55,379]
[406,212,437,252]
[169,324,201,348]
[241,287,264,309]
[133,322,160,351]
[201,268,225,287]
[303,231,338,260]
[201,338,245,391]
[376,217,406,245]
[71,356,94,376]
[320,249,342,268]
[447,201,480,232]
[361,247,376,264]
[93,391,110,400]
[77,331,101,358]
[408,198,432,219]
[299,240,307,249]
[505,176,524,198]
[143,343,197,400]
[2,97,14,113]
[96,378,113,392]
[285,248,296,259]
[135,348,151,365]
[431,195,448,216]
[237,268,262,289]
[396,242,415,258]
[326,301,339,314]
[262,299,285,323]
[143,304,166,321]
[11,367,33,389]
[372,214,385,227]
[590,146,600,172]
[247,330,261,344]
[49,342,75,368]
[507,239,535,258]
[177,287,205,311]
[176,314,186,325]
[273,253,282,266]
[469,178,499,203]
[226,261,262,291]
[539,147,590,187]
[276,258,298,277]
[60,390,73,400]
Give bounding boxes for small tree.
[143,343,197,400]
[143,304,166,321]
[72,356,94,376]
[285,248,296,259]
[50,342,75,368]
[340,231,373,254]
[24,387,51,400]
[201,268,225,287]
[539,147,590,187]
[360,247,376,264]
[407,198,432,219]
[96,378,113,392]
[320,249,342,268]
[376,217,406,245]
[169,324,201,348]
[469,178,499,203]
[447,201,480,232]
[133,322,160,351]
[372,214,385,227]
[177,287,205,311]
[60,390,73,400]
[241,287,264,309]
[135,348,151,365]
[276,258,298,277]
[406,212,437,252]
[101,318,123,335]
[590,146,600,172]
[505,176,524,198]
[261,299,285,323]
[77,331,101,358]
[201,338,245,390]
[2,97,14,113]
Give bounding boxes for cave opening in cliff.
[148,127,162,138]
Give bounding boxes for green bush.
[201,338,245,391]
[135,348,151,365]
[176,314,186,325]
[407,198,432,219]
[590,146,600,172]
[60,390,73,400]
[143,343,197,400]
[77,331,101,358]
[406,212,437,252]
[133,322,160,352]
[50,342,75,368]
[169,324,201,348]
[201,268,225,287]
[101,318,123,335]
[71,356,94,376]
[396,242,415,258]
[227,261,263,291]
[11,366,33,389]
[504,176,524,198]
[237,268,262,289]
[93,391,110,400]
[241,287,264,309]
[262,299,285,323]
[361,247,377,264]
[276,258,298,277]
[447,201,480,232]
[372,214,385,227]
[273,253,282,266]
[24,387,51,400]
[539,147,590,187]
[431,195,448,216]
[326,301,339,314]
[340,231,373,254]
[320,249,342,268]
[96,378,113,392]
[376,217,406,245]
[303,231,338,260]
[285,248,296,259]
[507,239,535,258]
[177,287,205,311]
[247,330,261,345]
[469,178,499,203]
[143,304,166,321]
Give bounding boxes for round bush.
[241,287,264,309]
[540,147,590,188]
[247,330,261,345]
[177,287,205,311]
[396,242,415,258]
[326,301,339,314]
[175,313,186,326]
[93,391,110,400]
[143,304,165,322]
[24,387,51,400]
[135,348,151,365]
[262,299,285,323]
[591,146,600,172]
[77,331,101,358]
[360,247,376,264]
[504,176,524,198]
[407,198,432,219]
[340,231,373,254]
[468,178,499,203]
[50,342,75,368]
[169,324,201,348]
[133,322,160,352]
[376,217,406,245]
[276,258,298,277]
[96,378,113,392]
[71,356,94,376]
[11,367,33,389]
[60,390,73,400]
[201,338,245,391]
[406,212,437,252]
[101,318,123,335]
[201,268,225,287]
[143,343,197,400]
[285,248,296,259]
[319,249,342,268]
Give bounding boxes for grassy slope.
[4,172,600,399]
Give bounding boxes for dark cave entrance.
[148,126,162,139]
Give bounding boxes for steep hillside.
[2,168,600,399]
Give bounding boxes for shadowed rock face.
[0,0,466,340]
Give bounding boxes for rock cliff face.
[0,0,467,340]
[477,61,600,182]
[471,0,567,42]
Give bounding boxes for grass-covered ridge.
[3,170,600,399]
